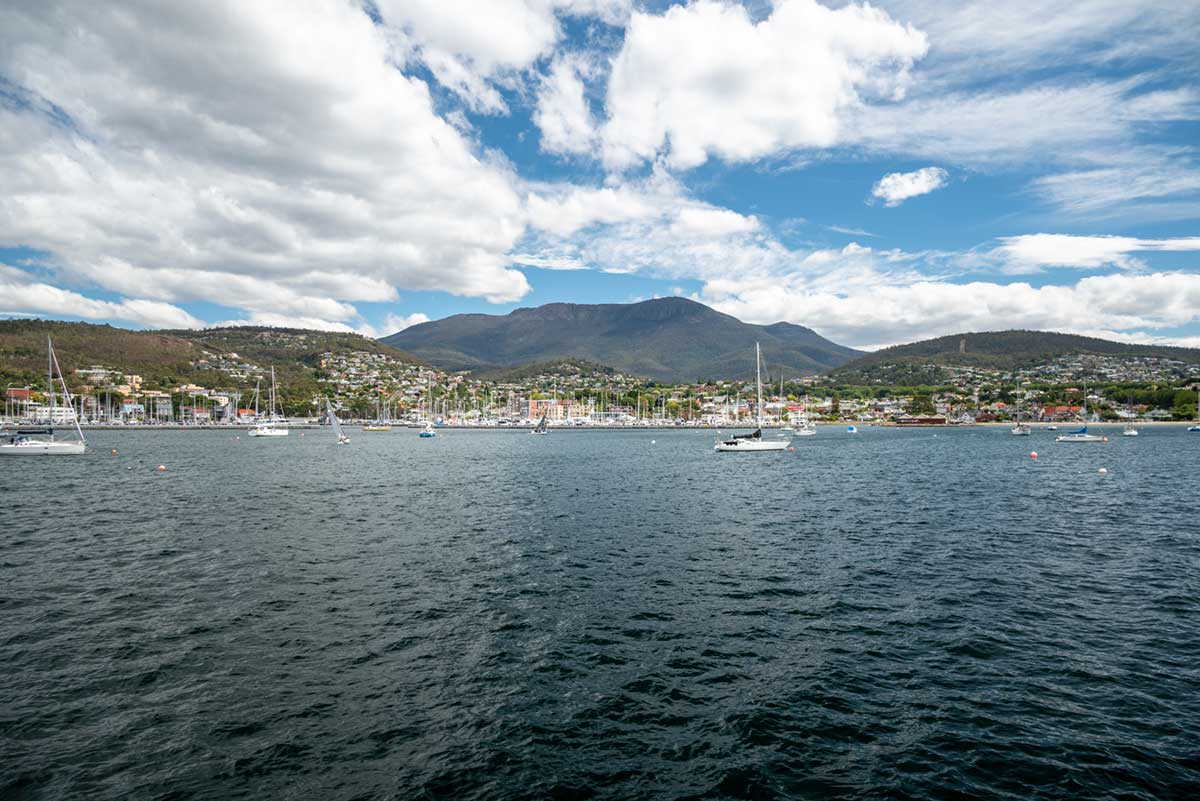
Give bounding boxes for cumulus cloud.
[377,0,630,113]
[870,166,949,206]
[601,0,928,169]
[703,271,1200,351]
[533,55,598,155]
[0,0,532,334]
[0,265,202,328]
[382,312,431,335]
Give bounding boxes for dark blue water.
[3,426,1199,800]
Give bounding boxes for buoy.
[651,439,656,444]
[157,464,166,471]
[789,447,795,452]
[1102,437,1108,442]
[1030,451,1038,459]
[300,432,304,437]
[1099,467,1108,474]
[110,448,118,454]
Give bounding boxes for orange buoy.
[789,447,795,451]
[157,464,166,471]
[1030,451,1038,459]
[1102,437,1109,442]
[110,448,118,454]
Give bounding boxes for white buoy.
[1099,467,1108,474]
[651,439,656,444]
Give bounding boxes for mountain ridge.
[382,297,863,382]
[832,329,1200,383]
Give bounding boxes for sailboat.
[1010,396,1031,435]
[0,337,87,455]
[1189,387,1200,432]
[778,374,793,433]
[418,373,436,437]
[1056,381,1104,442]
[715,343,789,452]
[1122,394,1138,437]
[248,366,288,436]
[532,413,549,435]
[796,394,817,436]
[326,399,350,444]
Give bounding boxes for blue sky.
[0,0,1197,349]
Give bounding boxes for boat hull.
[715,439,789,452]
[248,427,288,437]
[1055,434,1105,442]
[0,440,86,455]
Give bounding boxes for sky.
[0,0,1198,351]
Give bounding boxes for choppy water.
[3,426,1199,800]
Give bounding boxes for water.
[3,426,1199,800]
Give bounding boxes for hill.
[832,330,1200,382]
[381,297,861,382]
[0,320,420,395]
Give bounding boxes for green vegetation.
[0,320,420,415]
[834,329,1200,382]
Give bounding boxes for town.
[4,346,1198,428]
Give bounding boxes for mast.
[755,341,763,428]
[47,335,55,426]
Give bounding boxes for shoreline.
[2,421,1195,432]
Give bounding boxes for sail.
[326,399,345,439]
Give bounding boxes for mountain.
[832,329,1200,382]
[380,297,861,382]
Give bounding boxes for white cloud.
[533,55,597,155]
[870,166,948,206]
[0,265,202,328]
[1031,162,1200,215]
[601,0,928,169]
[704,271,1200,350]
[383,312,431,335]
[996,234,1200,272]
[0,0,534,333]
[376,0,630,113]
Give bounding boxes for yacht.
[715,343,789,452]
[0,337,87,455]
[248,367,289,437]
[1056,382,1105,443]
[1122,395,1138,436]
[1189,388,1200,432]
[794,394,817,436]
[1010,401,1031,435]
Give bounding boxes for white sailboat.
[715,343,789,452]
[248,366,288,437]
[1056,381,1104,443]
[1189,387,1200,432]
[796,394,817,436]
[327,399,350,445]
[0,337,87,455]
[779,374,793,433]
[1010,398,1031,435]
[532,413,549,435]
[1122,394,1138,437]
